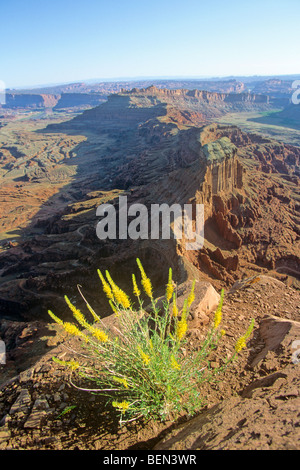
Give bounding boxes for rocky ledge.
[0,275,299,450]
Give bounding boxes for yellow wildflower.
[214,309,222,330]
[90,326,109,343]
[141,277,153,299]
[175,318,188,341]
[132,274,141,297]
[136,258,153,299]
[138,346,150,365]
[105,271,131,309]
[113,376,129,388]
[187,279,196,307]
[63,322,82,337]
[213,289,224,329]
[136,257,147,279]
[114,288,131,309]
[97,269,114,301]
[220,329,226,336]
[49,310,89,342]
[112,401,130,413]
[165,268,174,302]
[171,355,181,371]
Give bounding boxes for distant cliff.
[128,85,269,104]
[2,92,106,110]
[4,93,60,109]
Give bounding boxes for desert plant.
[48,259,254,425]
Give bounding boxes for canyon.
[0,82,299,450]
[0,86,298,321]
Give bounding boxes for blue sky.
[1,0,299,88]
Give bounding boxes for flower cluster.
[235,318,255,353]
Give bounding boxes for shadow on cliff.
[0,99,187,321]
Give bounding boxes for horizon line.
[7,73,300,91]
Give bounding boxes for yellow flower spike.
[213,310,222,330]
[114,288,131,309]
[165,268,174,302]
[48,310,63,325]
[132,274,141,298]
[213,288,224,329]
[136,258,146,279]
[97,269,114,301]
[105,270,116,288]
[64,295,89,329]
[142,277,153,299]
[187,279,196,307]
[90,326,109,343]
[136,258,153,299]
[105,271,131,309]
[172,293,178,317]
[63,322,83,337]
[174,299,189,341]
[175,317,188,341]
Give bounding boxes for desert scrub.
[49,259,254,425]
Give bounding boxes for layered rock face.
[133,85,269,104]
[4,94,61,109]
[200,137,243,200]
